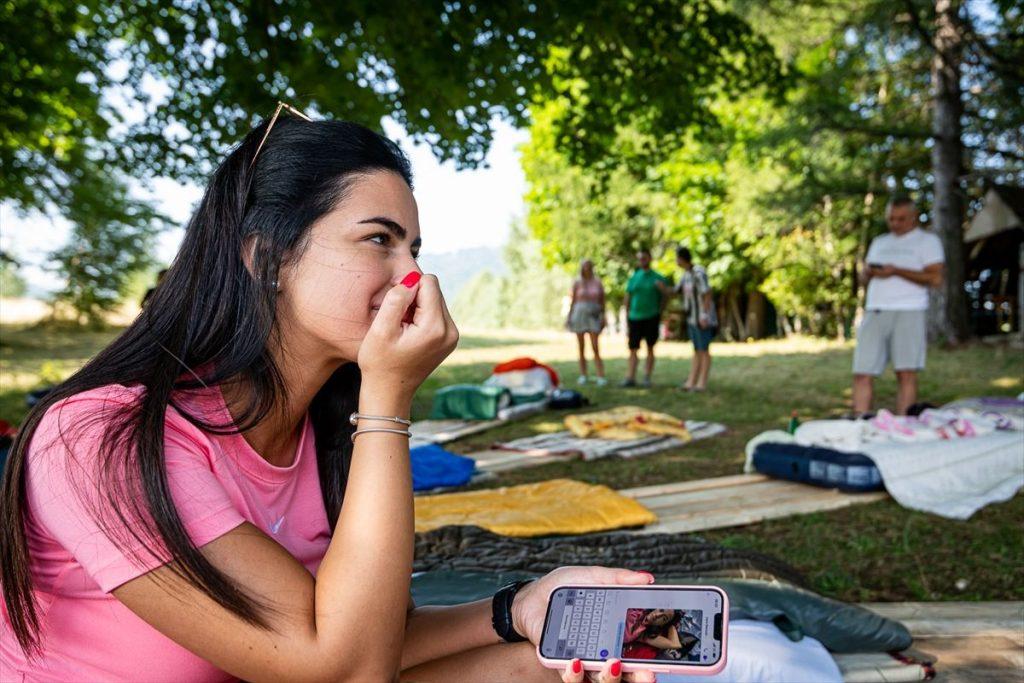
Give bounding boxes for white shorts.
[852,310,927,376]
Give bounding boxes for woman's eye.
[368,233,390,247]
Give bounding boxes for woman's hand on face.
[560,657,656,683]
[358,272,458,403]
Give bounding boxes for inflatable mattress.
[752,442,884,493]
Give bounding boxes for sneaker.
[577,375,589,385]
[594,376,608,387]
[621,378,637,388]
[640,377,653,388]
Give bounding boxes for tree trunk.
[745,290,766,339]
[930,0,970,342]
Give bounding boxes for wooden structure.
[965,185,1024,336]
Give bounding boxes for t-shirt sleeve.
[626,274,637,294]
[921,234,945,266]
[25,390,246,593]
[865,237,881,263]
[695,269,711,295]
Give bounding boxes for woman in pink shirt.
[0,110,654,682]
[566,259,608,386]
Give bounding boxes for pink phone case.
[535,583,729,676]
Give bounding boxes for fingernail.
[610,660,622,677]
[641,571,655,583]
[401,271,421,288]
[572,658,582,674]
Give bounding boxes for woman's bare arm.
[400,599,500,670]
[114,278,457,683]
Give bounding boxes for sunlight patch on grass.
[990,376,1022,389]
[443,333,849,368]
[529,419,567,434]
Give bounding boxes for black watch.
[491,579,535,643]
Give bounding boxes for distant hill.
[418,247,506,300]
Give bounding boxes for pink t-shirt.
[573,277,604,302]
[1,384,331,682]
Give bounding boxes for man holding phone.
[853,195,945,415]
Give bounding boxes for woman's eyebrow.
[357,216,422,248]
[358,216,406,239]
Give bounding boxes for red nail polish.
[401,271,421,288]
[572,659,582,674]
[610,660,622,677]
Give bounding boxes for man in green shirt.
[622,248,671,387]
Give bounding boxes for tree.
[0,256,28,298]
[522,0,1023,339]
[1,0,785,322]
[742,0,1024,341]
[49,171,163,326]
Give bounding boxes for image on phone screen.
[539,586,725,667]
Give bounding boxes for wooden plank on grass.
[634,489,888,535]
[410,419,505,443]
[634,479,820,512]
[471,449,576,473]
[619,473,769,498]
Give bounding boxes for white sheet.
[659,619,842,683]
[861,430,1024,519]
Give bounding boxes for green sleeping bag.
[410,571,912,654]
[429,384,513,420]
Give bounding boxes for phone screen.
[539,586,725,666]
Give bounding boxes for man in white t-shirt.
[852,196,945,415]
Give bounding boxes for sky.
[0,118,529,296]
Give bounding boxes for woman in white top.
[566,259,608,385]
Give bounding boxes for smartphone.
[868,262,884,269]
[536,584,728,676]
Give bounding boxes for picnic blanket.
[410,444,476,492]
[565,405,691,440]
[497,421,727,461]
[414,479,657,537]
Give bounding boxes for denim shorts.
[687,323,716,351]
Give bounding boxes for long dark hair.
[0,114,412,653]
[643,609,683,638]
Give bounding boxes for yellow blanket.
[414,479,657,537]
[564,406,692,441]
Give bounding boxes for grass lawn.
[2,323,1022,603]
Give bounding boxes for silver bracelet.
[349,412,412,427]
[351,428,413,443]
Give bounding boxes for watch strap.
[491,579,534,643]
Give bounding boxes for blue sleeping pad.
[752,442,883,493]
[410,444,476,492]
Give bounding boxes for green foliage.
[1,0,785,190]
[0,0,786,326]
[452,270,504,329]
[522,0,1024,338]
[0,261,27,298]
[49,174,163,326]
[452,222,569,330]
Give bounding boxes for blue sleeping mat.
[410,444,477,492]
[752,442,883,492]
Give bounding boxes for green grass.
[2,323,1022,602]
